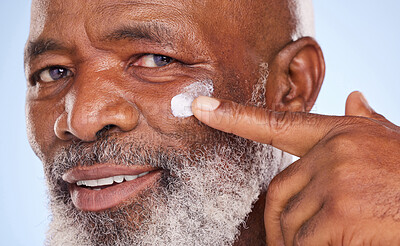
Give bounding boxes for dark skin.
[25,0,400,245]
[193,91,400,245]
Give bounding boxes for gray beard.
[44,63,291,246]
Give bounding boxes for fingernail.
[193,96,220,111]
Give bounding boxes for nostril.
[104,124,115,131]
[63,131,74,140]
[57,130,74,141]
[63,101,138,141]
[96,124,116,138]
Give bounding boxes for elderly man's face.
[25,0,292,244]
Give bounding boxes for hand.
[192,91,400,245]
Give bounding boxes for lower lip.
[69,170,162,212]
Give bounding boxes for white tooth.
[97,177,114,186]
[113,175,124,183]
[138,171,149,177]
[84,179,98,187]
[93,188,101,191]
[124,175,138,181]
[77,180,84,186]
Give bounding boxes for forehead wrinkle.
[94,0,186,14]
[88,1,194,52]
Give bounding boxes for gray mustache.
[49,134,181,182]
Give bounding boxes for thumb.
[345,91,390,124]
[345,91,375,117]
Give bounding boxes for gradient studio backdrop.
[1,1,399,245]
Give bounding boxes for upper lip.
[62,163,160,183]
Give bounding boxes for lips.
[62,164,162,212]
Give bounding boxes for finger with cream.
[170,80,214,118]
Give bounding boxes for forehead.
[29,0,188,41]
[29,0,257,37]
[28,0,267,60]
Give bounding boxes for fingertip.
[192,96,221,113]
[349,91,363,97]
[348,91,371,107]
[345,91,374,117]
[191,96,223,125]
[346,91,362,105]
[356,91,371,109]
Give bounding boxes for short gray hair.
[290,0,315,40]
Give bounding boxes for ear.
[265,37,325,112]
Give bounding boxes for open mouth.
[63,164,162,212]
[76,171,150,191]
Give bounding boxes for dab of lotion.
[171,80,214,118]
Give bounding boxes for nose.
[54,70,139,142]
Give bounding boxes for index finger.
[191,96,345,157]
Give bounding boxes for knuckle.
[293,235,304,246]
[293,221,315,246]
[280,203,297,233]
[325,117,387,153]
[326,194,360,219]
[280,210,291,232]
[281,193,302,225]
[266,177,285,203]
[330,162,358,184]
[324,132,360,154]
[267,111,295,136]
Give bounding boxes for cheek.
[25,99,61,160]
[125,79,219,145]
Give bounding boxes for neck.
[234,192,267,246]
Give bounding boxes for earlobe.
[265,37,325,112]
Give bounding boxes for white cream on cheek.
[170,80,214,118]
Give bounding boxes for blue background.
[0,1,399,245]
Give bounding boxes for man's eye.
[133,54,174,68]
[35,67,72,83]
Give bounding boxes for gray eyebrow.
[103,21,174,44]
[24,22,175,67]
[24,39,66,67]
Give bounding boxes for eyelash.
[30,53,179,86]
[130,53,176,68]
[30,65,71,86]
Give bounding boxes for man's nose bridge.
[64,65,138,139]
[68,67,117,121]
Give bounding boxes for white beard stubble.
[45,63,292,246]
